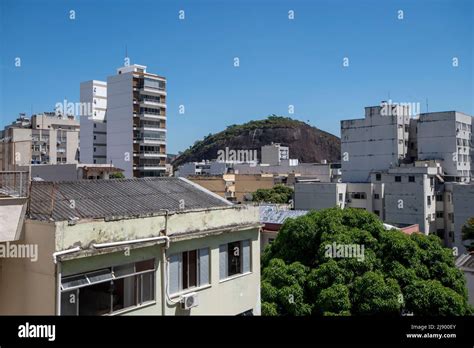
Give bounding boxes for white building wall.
[107,73,134,177]
[446,183,474,255]
[80,80,107,164]
[341,105,410,182]
[417,112,472,182]
[294,183,346,210]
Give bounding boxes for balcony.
[139,113,166,121]
[139,152,167,158]
[140,99,167,109]
[133,137,166,145]
[139,86,167,96]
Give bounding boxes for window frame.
[60,259,156,316]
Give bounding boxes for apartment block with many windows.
[0,113,80,170]
[107,65,167,178]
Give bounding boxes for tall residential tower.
[107,65,167,177]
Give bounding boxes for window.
[430,177,434,186]
[94,147,96,153]
[351,192,367,200]
[94,135,97,140]
[436,194,443,202]
[375,173,381,181]
[374,210,380,216]
[427,196,431,205]
[436,212,444,218]
[169,248,209,295]
[395,176,401,182]
[219,240,251,280]
[338,193,343,202]
[374,193,380,199]
[408,176,415,182]
[60,259,155,316]
[94,124,97,128]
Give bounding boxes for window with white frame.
[219,239,251,280]
[60,259,155,316]
[168,248,210,295]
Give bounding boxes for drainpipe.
[52,246,81,315]
[55,261,61,316]
[161,210,170,316]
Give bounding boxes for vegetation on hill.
[261,207,472,316]
[172,115,340,167]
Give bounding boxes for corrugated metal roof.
[28,177,231,221]
[259,205,309,224]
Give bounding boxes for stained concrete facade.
[0,205,261,316]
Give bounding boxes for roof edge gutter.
[53,246,81,264]
[92,236,170,249]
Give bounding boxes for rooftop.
[259,205,309,224]
[28,177,231,222]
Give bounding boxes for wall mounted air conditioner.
[181,292,199,310]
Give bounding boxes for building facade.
[0,178,261,316]
[1,113,80,170]
[79,80,108,164]
[107,65,167,178]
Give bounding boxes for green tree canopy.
[251,184,293,204]
[461,217,474,251]
[261,207,472,316]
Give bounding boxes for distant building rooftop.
[28,177,231,222]
[259,205,309,225]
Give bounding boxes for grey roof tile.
[28,177,230,221]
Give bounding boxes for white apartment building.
[261,143,290,165]
[416,111,472,182]
[341,104,411,182]
[0,113,80,170]
[79,80,107,164]
[296,103,473,251]
[444,183,474,255]
[107,65,167,177]
[371,163,442,235]
[294,182,383,219]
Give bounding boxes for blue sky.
[0,0,472,154]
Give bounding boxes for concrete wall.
[0,220,56,315]
[58,227,260,316]
[54,205,259,251]
[107,73,134,177]
[29,164,78,181]
[341,106,409,182]
[188,176,227,198]
[450,184,474,255]
[383,172,435,235]
[418,112,471,181]
[294,182,346,210]
[234,175,274,202]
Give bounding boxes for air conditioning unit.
[181,292,199,310]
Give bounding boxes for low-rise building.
[259,205,308,250]
[0,177,261,315]
[0,112,80,170]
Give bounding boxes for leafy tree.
[251,184,293,204]
[109,172,125,179]
[462,217,474,251]
[261,207,472,316]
